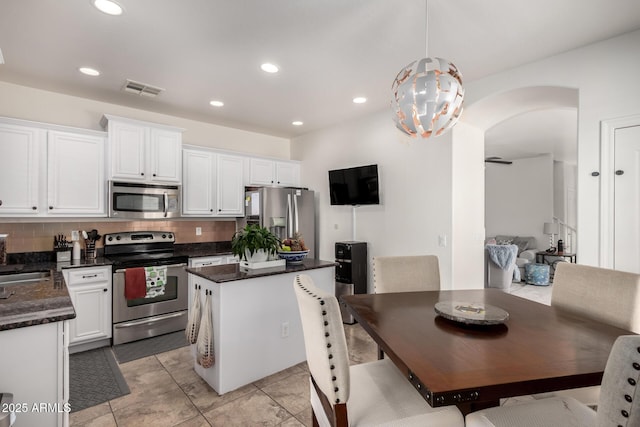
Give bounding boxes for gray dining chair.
[293,274,464,427]
[537,262,640,405]
[373,255,440,294]
[465,334,640,427]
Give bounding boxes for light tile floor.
[69,323,378,427]
[70,284,549,427]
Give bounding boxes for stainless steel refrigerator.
[240,187,316,259]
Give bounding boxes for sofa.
[486,235,539,280]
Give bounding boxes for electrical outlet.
[281,321,289,338]
[438,234,447,247]
[195,227,202,236]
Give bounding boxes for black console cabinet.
[335,241,367,324]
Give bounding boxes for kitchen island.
[186,259,335,394]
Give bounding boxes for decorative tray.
[434,301,509,325]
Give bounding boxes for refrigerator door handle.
[293,193,299,234]
[287,193,293,237]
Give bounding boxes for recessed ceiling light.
[353,97,367,104]
[209,100,224,107]
[79,67,100,76]
[260,63,279,73]
[93,0,123,16]
[292,121,303,126]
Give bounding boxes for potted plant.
[231,224,281,262]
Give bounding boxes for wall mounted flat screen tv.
[328,164,380,205]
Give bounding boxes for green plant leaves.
[231,224,281,261]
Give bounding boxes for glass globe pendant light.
[391,1,465,138]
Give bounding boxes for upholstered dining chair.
[373,255,440,294]
[465,334,640,427]
[293,274,464,427]
[538,262,640,405]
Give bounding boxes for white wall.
[291,110,455,291]
[462,29,640,266]
[293,29,640,289]
[0,81,290,158]
[485,155,554,248]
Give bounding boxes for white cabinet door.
[0,123,44,215]
[68,282,111,344]
[104,115,183,184]
[108,120,147,181]
[182,149,215,216]
[150,127,182,183]
[217,154,244,216]
[275,161,300,187]
[47,131,106,216]
[64,266,112,346]
[250,158,275,185]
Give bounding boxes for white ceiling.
[0,0,639,147]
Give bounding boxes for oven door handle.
[163,192,169,218]
[114,311,187,329]
[114,262,186,273]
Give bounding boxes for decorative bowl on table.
[277,250,309,265]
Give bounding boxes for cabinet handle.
[141,172,145,176]
[277,181,280,184]
[82,274,98,279]
[49,206,53,210]
[103,288,108,292]
[218,209,221,212]
[210,209,213,212]
[0,200,2,206]
[153,173,157,177]
[616,170,625,175]
[32,206,37,210]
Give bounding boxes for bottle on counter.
[72,240,81,260]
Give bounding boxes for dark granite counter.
[187,258,336,283]
[0,258,110,331]
[0,270,76,331]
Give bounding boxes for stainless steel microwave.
[109,181,181,219]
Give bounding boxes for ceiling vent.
[122,79,164,97]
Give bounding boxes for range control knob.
[107,236,113,242]
[168,234,173,239]
[162,234,167,239]
[116,236,121,241]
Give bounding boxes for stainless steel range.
[104,231,188,345]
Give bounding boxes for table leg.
[457,400,501,416]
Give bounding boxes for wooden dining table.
[341,289,632,414]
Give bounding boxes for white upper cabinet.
[47,131,105,216]
[217,154,244,216]
[249,158,300,187]
[182,147,244,217]
[0,117,106,217]
[0,122,44,215]
[102,115,183,184]
[182,148,215,216]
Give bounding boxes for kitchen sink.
[0,271,51,285]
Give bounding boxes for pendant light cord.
[425,0,429,58]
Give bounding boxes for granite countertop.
[0,269,76,331]
[187,258,337,283]
[0,258,111,331]
[0,242,234,331]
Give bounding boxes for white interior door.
[614,125,640,273]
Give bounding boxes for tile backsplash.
[0,220,236,254]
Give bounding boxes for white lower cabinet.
[63,266,112,349]
[0,321,69,427]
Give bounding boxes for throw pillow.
[496,238,513,245]
[511,236,530,255]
